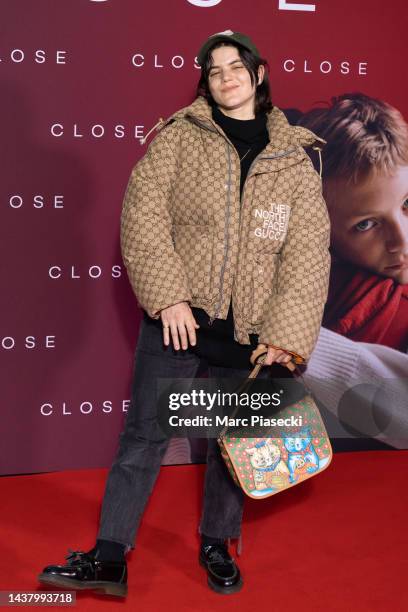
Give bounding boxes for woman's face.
[207,45,264,118]
[325,165,408,284]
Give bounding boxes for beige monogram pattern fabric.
[121,96,330,363]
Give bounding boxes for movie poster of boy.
[297,93,408,449]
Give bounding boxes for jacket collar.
[163,96,326,153]
[142,96,325,174]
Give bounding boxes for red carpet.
[1,451,407,611]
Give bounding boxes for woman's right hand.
[160,302,200,350]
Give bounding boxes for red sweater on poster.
[322,258,408,352]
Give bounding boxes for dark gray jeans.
[97,314,264,550]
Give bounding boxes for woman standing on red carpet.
[38,30,330,597]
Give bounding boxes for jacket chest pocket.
[173,224,213,300]
[247,252,279,325]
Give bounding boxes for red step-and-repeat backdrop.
[1,1,407,475]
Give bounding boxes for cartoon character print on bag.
[245,440,290,490]
[283,426,320,483]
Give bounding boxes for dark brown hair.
[196,41,273,115]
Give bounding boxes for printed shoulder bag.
[217,346,333,499]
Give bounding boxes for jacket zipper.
[208,141,233,325]
[208,146,298,326]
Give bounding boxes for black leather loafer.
[38,549,127,597]
[199,543,243,594]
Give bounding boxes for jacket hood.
[142,96,326,152]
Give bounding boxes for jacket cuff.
[148,297,192,320]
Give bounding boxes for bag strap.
[250,345,296,372]
[249,345,312,393]
[218,348,312,441]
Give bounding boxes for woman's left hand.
[254,343,293,367]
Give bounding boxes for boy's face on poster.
[325,165,408,284]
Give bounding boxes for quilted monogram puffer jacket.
[120,96,331,364]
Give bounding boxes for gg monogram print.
[120,96,331,364]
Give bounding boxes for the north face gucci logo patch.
[254,204,290,240]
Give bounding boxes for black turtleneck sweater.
[211,105,269,197]
[145,105,270,368]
